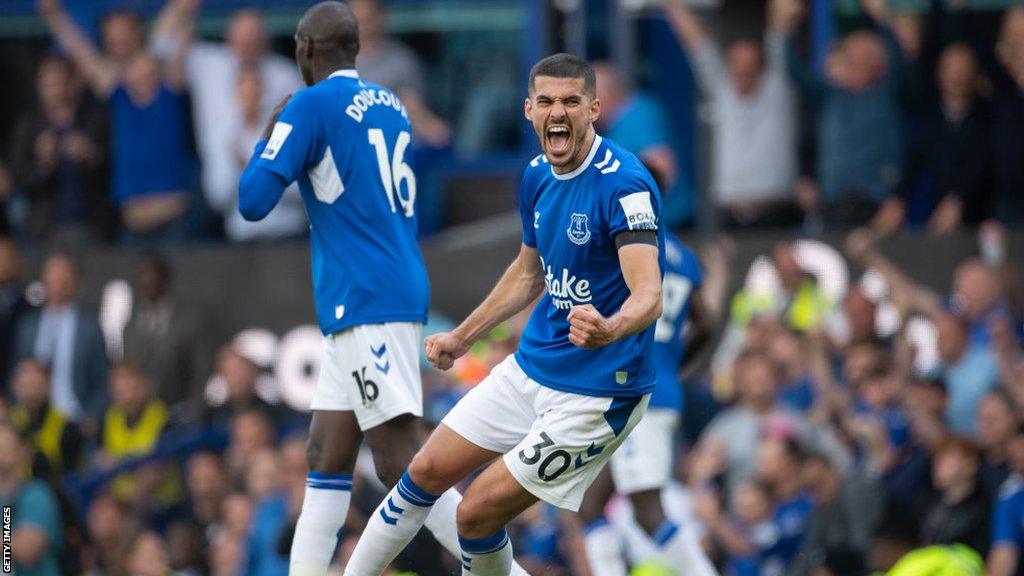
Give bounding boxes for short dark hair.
[529,53,596,98]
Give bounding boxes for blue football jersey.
[515,135,665,398]
[251,70,428,335]
[650,233,703,411]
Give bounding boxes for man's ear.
[523,97,532,121]
[590,97,601,124]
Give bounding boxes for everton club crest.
[567,213,591,246]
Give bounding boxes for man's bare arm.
[37,0,118,97]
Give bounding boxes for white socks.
[343,471,440,575]
[289,472,353,576]
[653,520,718,576]
[583,517,718,576]
[459,529,513,575]
[583,518,628,576]
[342,470,531,575]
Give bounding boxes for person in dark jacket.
[13,253,108,435]
[8,56,113,244]
[921,435,991,555]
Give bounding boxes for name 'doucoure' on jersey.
[253,70,429,335]
[516,135,666,398]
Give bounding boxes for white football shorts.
[441,354,649,511]
[310,322,423,430]
[609,408,680,494]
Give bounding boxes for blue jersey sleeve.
[519,169,538,248]
[606,173,660,239]
[992,492,1024,548]
[253,90,324,184]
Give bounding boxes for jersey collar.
[551,134,603,181]
[328,69,360,79]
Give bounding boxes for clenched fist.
[424,331,470,371]
[567,304,618,349]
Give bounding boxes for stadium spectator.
[839,286,880,347]
[243,448,291,576]
[221,491,254,540]
[0,239,28,387]
[592,62,678,195]
[975,390,1019,494]
[9,359,85,475]
[988,425,1024,576]
[790,450,884,576]
[222,69,307,241]
[769,328,818,413]
[151,1,302,236]
[210,530,246,576]
[83,493,129,575]
[38,0,196,245]
[99,363,179,509]
[783,0,906,230]
[692,478,774,576]
[204,345,280,429]
[0,421,63,576]
[122,253,202,416]
[348,0,451,148]
[224,408,274,486]
[116,529,176,576]
[166,520,206,575]
[728,241,834,333]
[920,436,990,555]
[184,452,229,530]
[753,435,816,573]
[908,43,993,232]
[13,253,108,430]
[8,56,113,244]
[964,6,1024,225]
[694,351,804,491]
[664,0,800,228]
[96,9,145,70]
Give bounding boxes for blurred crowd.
[664,0,1024,234]
[1,0,450,246]
[2,0,1023,247]
[0,222,1021,575]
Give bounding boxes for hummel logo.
[574,442,605,469]
[370,343,390,375]
[379,497,405,525]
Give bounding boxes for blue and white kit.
[239,69,428,428]
[442,135,663,510]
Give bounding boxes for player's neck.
[552,128,597,176]
[312,60,357,84]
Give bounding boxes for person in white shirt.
[151,1,304,241]
[665,0,801,228]
[225,70,306,241]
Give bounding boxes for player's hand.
[424,331,470,371]
[567,304,618,349]
[260,94,292,141]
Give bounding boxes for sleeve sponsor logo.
[618,191,657,231]
[261,122,293,160]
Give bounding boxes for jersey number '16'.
[368,128,416,217]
